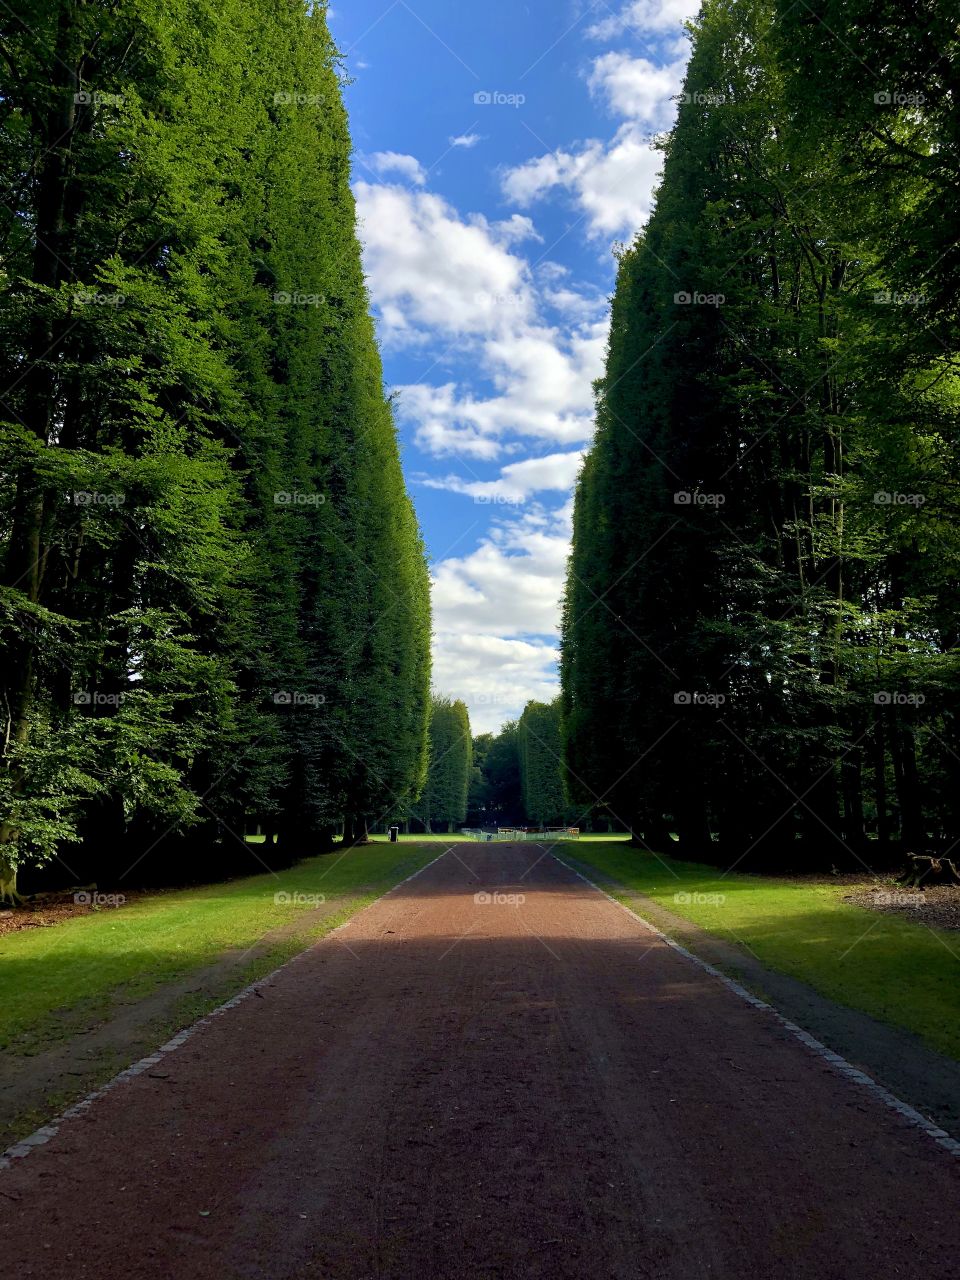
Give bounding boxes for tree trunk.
[0,852,22,905]
[638,814,672,852]
[316,825,337,854]
[341,814,370,846]
[841,746,866,856]
[890,718,924,850]
[873,711,890,845]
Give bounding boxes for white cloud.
[588,51,687,127]
[449,132,482,148]
[542,283,608,321]
[356,181,607,457]
[432,635,559,734]
[491,213,543,245]
[536,261,572,284]
[430,506,574,731]
[432,506,571,641]
[355,181,534,341]
[395,384,504,461]
[499,40,690,239]
[421,450,585,502]
[363,151,426,185]
[586,0,700,39]
[502,123,664,239]
[393,319,605,458]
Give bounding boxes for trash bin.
[389,825,399,843]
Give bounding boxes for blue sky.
[328,0,699,732]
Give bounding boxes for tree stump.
[900,853,960,888]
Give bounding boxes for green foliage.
[480,721,524,825]
[466,732,494,824]
[561,0,960,866]
[517,699,573,827]
[419,697,472,832]
[0,0,430,888]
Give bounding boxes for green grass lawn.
[246,832,469,844]
[363,831,631,843]
[365,832,467,842]
[0,842,439,1053]
[564,839,960,1061]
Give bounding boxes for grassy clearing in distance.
[564,839,960,1061]
[246,832,466,844]
[366,832,632,843]
[565,832,630,841]
[0,842,439,1053]
[366,832,467,842]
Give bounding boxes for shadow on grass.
[0,845,439,1051]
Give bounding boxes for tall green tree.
[466,732,494,826]
[0,0,430,895]
[517,699,571,827]
[419,697,472,833]
[483,720,524,826]
[562,0,960,867]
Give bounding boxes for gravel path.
[1,844,957,1278]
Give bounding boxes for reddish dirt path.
[1,844,958,1278]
